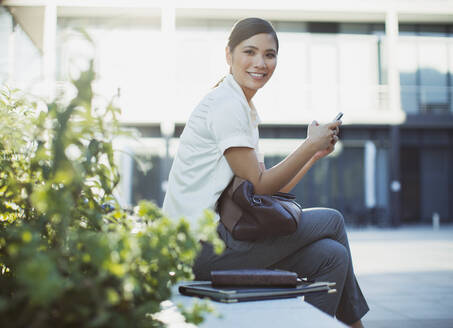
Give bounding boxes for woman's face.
[226,33,277,102]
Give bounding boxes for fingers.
[327,120,342,129]
[328,121,341,139]
[308,120,340,151]
[329,133,339,144]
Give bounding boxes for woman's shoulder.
[202,84,244,114]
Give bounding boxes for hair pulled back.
[227,17,279,53]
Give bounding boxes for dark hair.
[213,18,278,88]
[227,17,279,53]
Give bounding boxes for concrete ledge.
[157,283,345,327]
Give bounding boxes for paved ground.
[348,224,453,328]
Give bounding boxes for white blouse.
[162,74,263,226]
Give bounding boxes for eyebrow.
[242,45,277,53]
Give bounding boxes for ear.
[225,46,232,67]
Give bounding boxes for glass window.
[309,40,338,112]
[272,21,307,33]
[308,22,338,34]
[421,148,450,220]
[58,17,165,123]
[0,7,12,84]
[400,24,452,37]
[398,39,418,113]
[339,23,370,35]
[132,154,164,206]
[418,25,447,37]
[338,36,379,112]
[418,40,448,111]
[370,24,385,36]
[448,40,453,113]
[399,35,451,114]
[14,23,42,90]
[399,24,417,36]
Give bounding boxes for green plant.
[0,60,222,327]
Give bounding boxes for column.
[385,9,401,114]
[42,2,57,99]
[120,146,134,208]
[389,125,401,226]
[160,4,176,204]
[386,10,402,226]
[364,140,377,209]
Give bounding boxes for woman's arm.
[278,136,338,193]
[278,156,317,193]
[224,120,341,195]
[257,152,316,193]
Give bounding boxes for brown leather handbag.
[215,177,302,241]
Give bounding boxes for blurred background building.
[1,0,453,226]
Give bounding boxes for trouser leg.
[193,208,369,324]
[269,238,349,317]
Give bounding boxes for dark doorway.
[420,148,450,222]
[401,147,421,223]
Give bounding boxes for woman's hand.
[307,120,342,152]
[313,136,339,161]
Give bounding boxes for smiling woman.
[162,18,368,328]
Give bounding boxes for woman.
[163,17,369,327]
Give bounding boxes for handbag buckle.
[252,196,262,205]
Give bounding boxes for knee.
[320,239,349,269]
[328,209,346,229]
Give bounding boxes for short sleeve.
[207,98,255,155]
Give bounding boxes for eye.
[244,49,255,55]
[266,53,276,59]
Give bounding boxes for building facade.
[1,0,453,226]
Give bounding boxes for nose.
[254,54,266,68]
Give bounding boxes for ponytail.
[212,76,226,88]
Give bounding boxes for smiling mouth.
[248,72,267,79]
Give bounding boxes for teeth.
[249,73,265,78]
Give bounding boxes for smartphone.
[334,112,344,121]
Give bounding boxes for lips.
[247,72,267,80]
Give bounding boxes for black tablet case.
[179,281,336,303]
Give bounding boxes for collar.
[223,74,261,128]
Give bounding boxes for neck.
[242,87,257,104]
[229,73,257,103]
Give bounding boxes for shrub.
[0,60,222,327]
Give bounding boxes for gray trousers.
[193,208,369,325]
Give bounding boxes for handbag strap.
[217,176,246,232]
[229,176,246,196]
